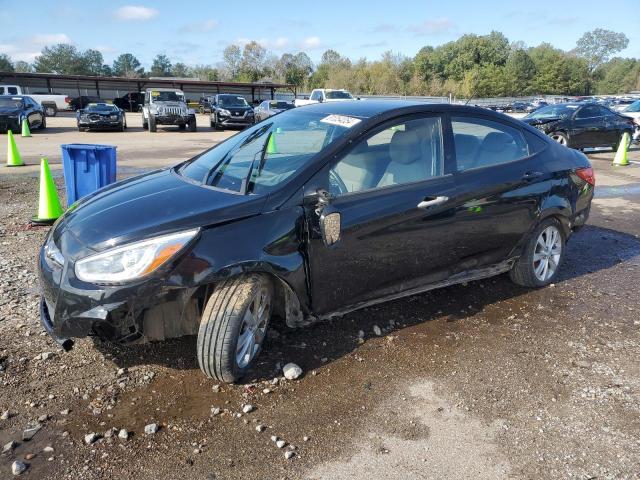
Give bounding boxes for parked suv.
[198,96,215,114]
[141,88,197,132]
[39,101,594,383]
[210,94,254,130]
[113,92,144,112]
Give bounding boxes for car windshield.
[151,91,184,102]
[325,91,354,100]
[178,109,360,194]
[85,104,117,112]
[218,96,249,107]
[0,98,24,109]
[525,104,578,119]
[624,100,640,113]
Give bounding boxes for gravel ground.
[1,121,639,479]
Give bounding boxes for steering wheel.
[329,169,348,196]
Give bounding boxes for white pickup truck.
[0,85,70,116]
[294,89,356,107]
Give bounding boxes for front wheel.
[549,131,568,147]
[510,218,565,288]
[188,116,197,132]
[197,274,273,382]
[148,114,157,132]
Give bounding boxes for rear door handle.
[417,196,448,209]
[522,171,543,181]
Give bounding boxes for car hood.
[53,168,266,258]
[522,116,562,126]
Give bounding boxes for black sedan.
[39,101,594,382]
[253,100,295,122]
[77,103,127,131]
[113,92,143,112]
[522,103,635,150]
[69,95,103,111]
[0,95,46,133]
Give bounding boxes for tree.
[150,54,172,77]
[14,61,33,73]
[112,53,144,78]
[171,62,190,77]
[191,65,219,81]
[0,54,14,72]
[595,58,640,94]
[277,52,312,88]
[239,41,267,82]
[82,49,106,76]
[575,29,629,73]
[34,44,83,74]
[222,44,241,80]
[505,49,536,95]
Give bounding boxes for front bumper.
[155,114,190,125]
[38,246,196,345]
[78,119,122,130]
[217,115,254,127]
[0,116,20,132]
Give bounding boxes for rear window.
[452,116,529,171]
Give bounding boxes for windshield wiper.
[242,130,273,194]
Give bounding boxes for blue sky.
[0,0,638,68]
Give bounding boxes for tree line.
[0,28,637,96]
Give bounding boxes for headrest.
[389,130,421,165]
[454,134,480,154]
[480,132,513,153]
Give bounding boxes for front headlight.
[109,114,119,120]
[219,109,231,116]
[75,229,199,283]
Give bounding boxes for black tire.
[549,131,569,147]
[199,106,205,114]
[142,112,148,129]
[188,116,197,132]
[39,116,46,130]
[178,124,186,130]
[43,104,57,117]
[197,274,273,382]
[148,114,157,132]
[510,217,566,288]
[212,114,222,130]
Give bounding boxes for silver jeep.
[141,88,197,132]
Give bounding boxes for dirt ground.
[1,114,639,479]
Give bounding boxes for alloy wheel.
[533,225,562,282]
[551,134,567,145]
[236,286,271,368]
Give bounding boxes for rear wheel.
[510,218,565,288]
[39,116,46,130]
[197,274,273,382]
[549,132,568,146]
[43,104,57,117]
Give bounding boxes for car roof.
[145,88,183,92]
[295,99,529,120]
[0,95,27,99]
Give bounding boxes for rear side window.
[7,87,18,95]
[452,116,529,171]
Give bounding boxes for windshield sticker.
[320,114,361,128]
[151,91,160,96]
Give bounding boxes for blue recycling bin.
[61,144,117,205]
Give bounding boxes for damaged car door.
[303,114,459,316]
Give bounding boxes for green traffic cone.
[266,131,278,154]
[31,157,64,225]
[612,132,630,167]
[21,119,31,137]
[6,130,25,167]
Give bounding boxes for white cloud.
[233,37,290,50]
[300,36,321,49]
[408,18,454,35]
[180,19,218,33]
[31,34,72,46]
[94,45,115,54]
[114,5,159,21]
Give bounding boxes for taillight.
[576,167,595,186]
[65,96,71,104]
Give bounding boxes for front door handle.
[522,171,543,181]
[417,196,448,209]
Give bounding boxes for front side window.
[310,91,321,101]
[178,110,358,194]
[329,116,444,196]
[325,91,354,100]
[7,87,18,95]
[575,105,602,119]
[452,116,529,171]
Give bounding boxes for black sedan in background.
[69,95,103,111]
[0,95,46,133]
[77,103,126,131]
[39,101,594,382]
[113,92,143,112]
[253,100,295,121]
[523,103,635,150]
